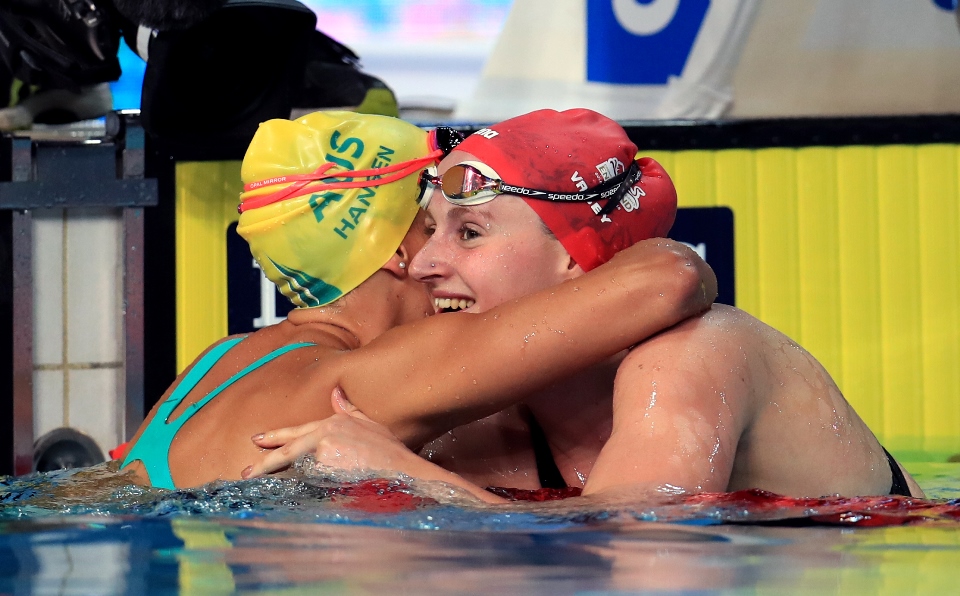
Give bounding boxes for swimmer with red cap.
[412,108,677,313]
[253,108,923,501]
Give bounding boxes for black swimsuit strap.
[528,416,567,490]
[883,446,912,497]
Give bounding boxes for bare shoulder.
[617,303,790,404]
[623,304,757,364]
[586,306,759,494]
[203,323,353,406]
[612,304,758,424]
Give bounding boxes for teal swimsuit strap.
[121,336,315,489]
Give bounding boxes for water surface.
[1,461,958,594]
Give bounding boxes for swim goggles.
[418,159,641,215]
[239,126,465,213]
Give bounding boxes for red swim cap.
[456,108,677,271]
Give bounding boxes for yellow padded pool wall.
[647,144,960,459]
[174,161,242,375]
[175,144,960,459]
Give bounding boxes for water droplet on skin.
[427,385,433,391]
[460,366,466,373]
[708,438,721,463]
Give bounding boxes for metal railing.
[0,111,157,476]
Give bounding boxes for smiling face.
[409,151,582,313]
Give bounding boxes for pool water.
[1,462,959,594]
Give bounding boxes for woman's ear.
[564,254,584,279]
[383,211,428,277]
[381,242,413,277]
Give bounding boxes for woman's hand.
[242,387,419,479]
[242,387,506,504]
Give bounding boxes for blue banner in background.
[227,223,293,335]
[587,0,710,85]
[668,206,734,306]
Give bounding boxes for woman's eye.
[459,226,481,241]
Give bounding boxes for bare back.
[581,305,923,498]
[123,322,346,487]
[721,306,898,496]
[125,321,541,488]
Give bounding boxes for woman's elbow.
[660,240,718,316]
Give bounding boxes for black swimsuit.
[884,447,912,497]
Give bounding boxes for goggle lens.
[418,161,503,207]
[444,164,492,201]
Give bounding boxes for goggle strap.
[417,166,438,208]
[474,161,640,209]
[243,162,336,193]
[239,156,439,213]
[241,163,338,210]
[242,150,443,193]
[299,161,427,192]
[598,162,642,215]
[322,150,442,182]
[428,127,465,156]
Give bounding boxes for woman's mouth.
[434,297,475,312]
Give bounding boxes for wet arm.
[330,239,717,449]
[582,329,744,496]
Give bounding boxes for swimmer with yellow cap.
[118,110,714,493]
[237,110,447,308]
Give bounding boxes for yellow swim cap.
[237,111,437,308]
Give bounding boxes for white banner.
[455,0,960,121]
[455,0,760,120]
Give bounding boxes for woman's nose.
[410,235,451,281]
